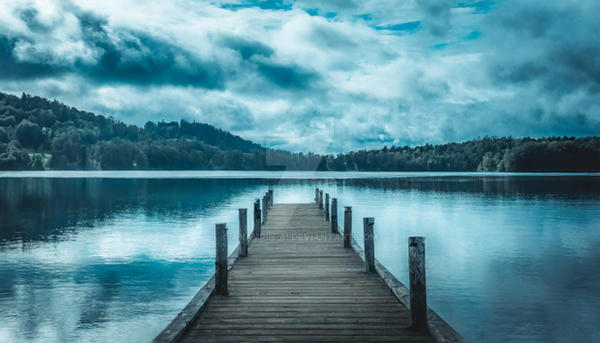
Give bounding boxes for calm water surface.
[0,172,599,342]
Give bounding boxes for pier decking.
[181,203,434,342]
[154,189,463,343]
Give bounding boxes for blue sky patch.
[220,0,292,11]
[355,13,373,21]
[375,21,421,34]
[462,30,482,41]
[456,0,495,14]
[432,43,448,50]
[304,8,336,19]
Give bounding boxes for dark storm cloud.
[17,7,48,32]
[416,0,452,36]
[81,30,225,88]
[0,36,65,79]
[219,35,274,60]
[254,59,319,89]
[216,35,320,90]
[483,0,600,95]
[0,6,226,89]
[491,62,548,84]
[1,3,326,92]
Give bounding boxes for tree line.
[1,92,599,172]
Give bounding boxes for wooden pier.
[154,189,464,343]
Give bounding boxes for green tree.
[15,120,44,149]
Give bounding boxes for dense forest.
[1,92,599,172]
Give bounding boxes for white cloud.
[0,0,598,152]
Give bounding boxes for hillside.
[1,92,599,172]
[0,92,307,170]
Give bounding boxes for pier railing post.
[262,195,267,224]
[343,207,352,248]
[317,189,320,207]
[363,218,375,272]
[265,191,269,210]
[331,198,338,233]
[409,236,427,331]
[215,223,228,295]
[268,189,273,209]
[319,190,323,209]
[253,199,261,238]
[239,209,247,257]
[315,188,319,204]
[325,193,330,221]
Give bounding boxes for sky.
[0,0,599,153]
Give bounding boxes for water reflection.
[0,177,275,342]
[0,178,281,244]
[0,173,599,342]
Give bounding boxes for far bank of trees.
[1,92,599,172]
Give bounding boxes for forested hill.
[0,92,295,170]
[1,92,599,172]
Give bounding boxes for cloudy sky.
[0,0,598,152]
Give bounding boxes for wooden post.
[363,218,375,272]
[268,189,273,209]
[409,236,427,331]
[315,188,319,204]
[253,199,261,238]
[215,223,228,295]
[265,191,270,210]
[319,190,323,209]
[317,189,321,207]
[238,209,247,257]
[343,206,352,248]
[325,193,330,222]
[331,198,338,233]
[317,188,321,208]
[262,195,267,223]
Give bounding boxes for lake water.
[0,171,599,342]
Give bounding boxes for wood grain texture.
[215,224,228,296]
[179,203,435,343]
[343,206,352,249]
[239,209,248,257]
[363,217,375,273]
[409,237,427,331]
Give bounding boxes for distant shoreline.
[2,92,600,173]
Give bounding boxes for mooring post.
[343,207,352,248]
[265,191,269,210]
[238,208,247,257]
[268,189,273,209]
[262,195,267,223]
[253,199,261,238]
[215,223,228,295]
[409,236,427,331]
[317,189,320,207]
[325,193,330,221]
[315,188,319,203]
[331,198,338,233]
[319,190,323,209]
[363,217,375,272]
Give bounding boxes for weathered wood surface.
[179,203,435,343]
[409,236,427,331]
[215,223,228,296]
